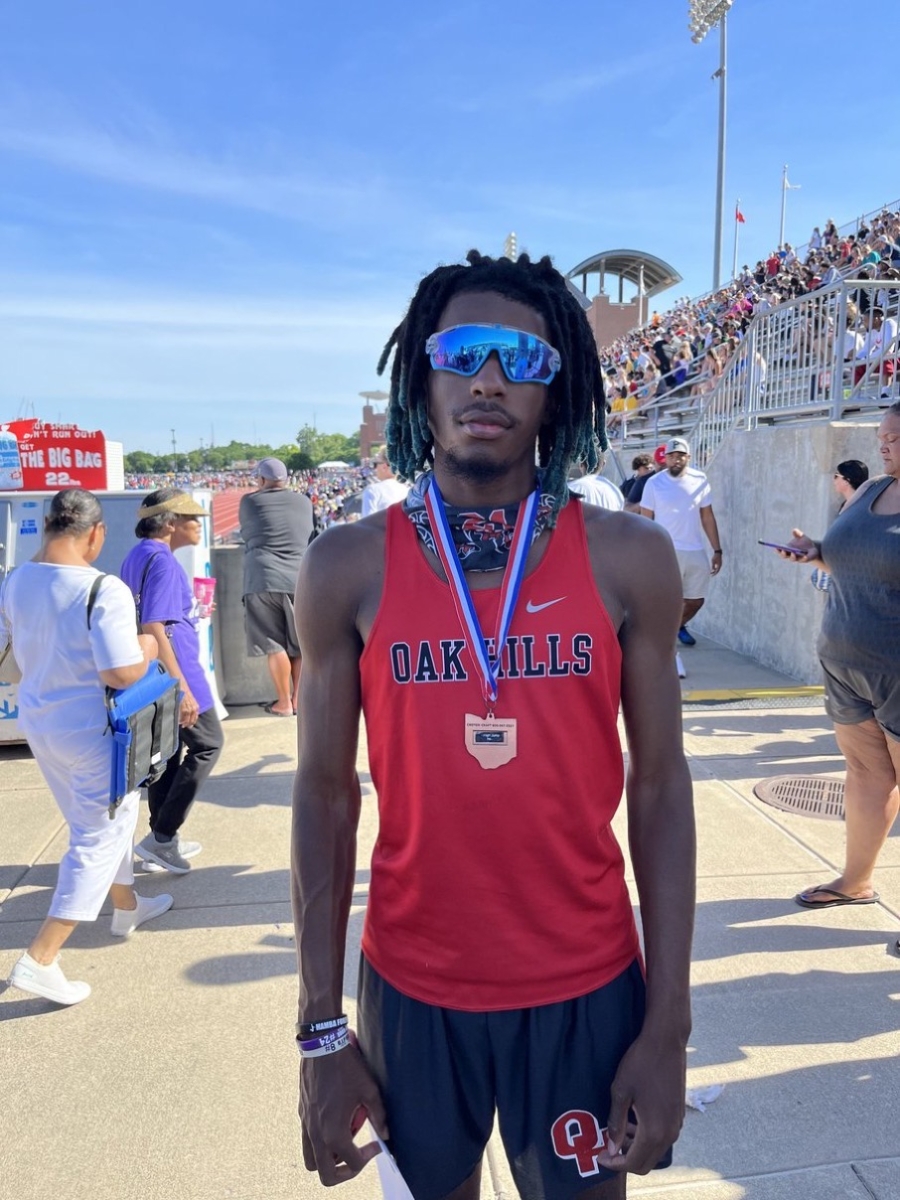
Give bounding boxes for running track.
[211,489,244,543]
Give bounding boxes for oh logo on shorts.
[551,1109,607,1177]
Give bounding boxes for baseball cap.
[665,437,690,455]
[257,457,288,481]
[653,445,668,466]
[138,492,209,518]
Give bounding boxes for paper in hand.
[369,1127,416,1200]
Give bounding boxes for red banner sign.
[1,419,110,492]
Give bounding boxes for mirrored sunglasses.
[425,324,561,385]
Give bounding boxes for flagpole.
[780,164,788,248]
[733,199,740,280]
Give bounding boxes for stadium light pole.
[689,0,736,292]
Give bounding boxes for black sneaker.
[678,626,696,646]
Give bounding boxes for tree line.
[124,426,362,474]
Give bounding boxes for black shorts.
[821,657,900,740]
[242,591,301,658]
[356,956,672,1200]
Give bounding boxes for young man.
[291,251,695,1200]
[639,438,722,663]
[120,489,223,874]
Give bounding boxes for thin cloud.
[531,52,672,104]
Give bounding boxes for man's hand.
[179,689,200,728]
[299,1044,389,1186]
[598,1032,687,1175]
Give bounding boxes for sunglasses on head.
[425,324,561,385]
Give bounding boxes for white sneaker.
[676,652,687,679]
[110,893,174,938]
[7,953,91,1005]
[137,839,202,872]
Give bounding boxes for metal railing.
[607,279,899,469]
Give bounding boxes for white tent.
[318,460,351,469]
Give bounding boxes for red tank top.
[359,499,639,1010]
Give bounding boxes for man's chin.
[443,447,511,486]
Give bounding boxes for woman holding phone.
[1,488,172,1006]
[779,403,900,908]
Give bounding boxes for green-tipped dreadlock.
[376,249,607,519]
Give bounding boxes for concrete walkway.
[1,636,898,1200]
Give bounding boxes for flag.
[735,206,746,224]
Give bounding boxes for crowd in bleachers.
[601,206,900,426]
[126,466,372,528]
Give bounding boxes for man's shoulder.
[303,514,386,577]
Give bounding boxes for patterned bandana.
[403,471,558,572]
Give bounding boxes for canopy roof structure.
[566,249,682,301]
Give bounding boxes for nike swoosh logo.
[526,597,566,613]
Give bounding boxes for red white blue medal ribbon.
[424,477,539,712]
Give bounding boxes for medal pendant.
[464,713,518,770]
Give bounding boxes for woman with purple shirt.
[120,489,223,875]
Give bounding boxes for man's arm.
[592,516,695,1175]
[699,504,722,575]
[291,527,387,1187]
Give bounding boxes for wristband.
[296,1014,348,1038]
[296,1030,351,1058]
[712,549,722,555]
[299,1028,346,1051]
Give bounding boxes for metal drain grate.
[752,775,845,821]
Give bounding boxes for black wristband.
[712,549,722,554]
[296,1015,348,1038]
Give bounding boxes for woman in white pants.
[1,488,172,1006]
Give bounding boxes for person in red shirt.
[291,251,695,1200]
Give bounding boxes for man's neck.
[431,460,538,509]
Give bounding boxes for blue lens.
[425,325,561,384]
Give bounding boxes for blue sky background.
[2,0,898,455]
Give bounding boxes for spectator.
[621,452,654,502]
[854,307,898,392]
[239,457,314,717]
[121,490,223,875]
[780,406,900,910]
[360,452,409,515]
[2,489,169,1006]
[640,438,723,672]
[568,463,625,509]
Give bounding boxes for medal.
[464,714,518,769]
[424,478,538,770]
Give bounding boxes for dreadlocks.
[377,249,607,517]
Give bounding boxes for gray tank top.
[818,475,900,671]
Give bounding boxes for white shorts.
[26,727,139,922]
[675,548,711,600]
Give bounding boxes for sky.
[2,0,898,456]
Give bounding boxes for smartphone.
[758,539,805,554]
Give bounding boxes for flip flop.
[795,885,879,909]
[262,702,293,718]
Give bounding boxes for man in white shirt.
[360,453,410,516]
[567,467,624,510]
[640,438,722,669]
[854,307,898,393]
